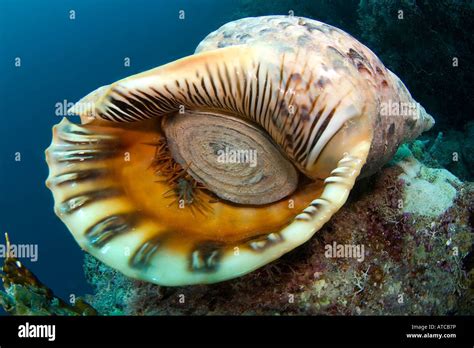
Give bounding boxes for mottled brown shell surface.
[196,16,435,177]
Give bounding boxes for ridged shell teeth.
[45,117,372,285]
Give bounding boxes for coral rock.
[0,234,97,316]
[84,152,474,315]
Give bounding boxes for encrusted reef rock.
[396,146,461,217]
[0,235,97,316]
[84,147,474,315]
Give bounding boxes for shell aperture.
[45,16,434,285]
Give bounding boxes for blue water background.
[0,0,245,314]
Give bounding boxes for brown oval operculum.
[162,111,298,205]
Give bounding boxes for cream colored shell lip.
[45,118,371,286]
[45,16,434,286]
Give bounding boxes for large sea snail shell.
[45,16,434,286]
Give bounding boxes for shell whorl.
[195,16,435,175]
[71,16,434,179]
[71,37,371,179]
